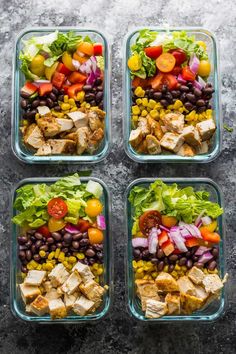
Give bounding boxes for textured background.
[0,0,235,353]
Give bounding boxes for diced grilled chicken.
[129,128,143,148]
[177,143,196,157]
[43,281,53,293]
[48,263,69,287]
[90,107,106,119]
[146,134,161,154]
[136,139,148,154]
[86,139,99,155]
[88,111,103,131]
[37,106,51,116]
[196,119,216,141]
[138,117,150,136]
[35,143,52,156]
[145,299,168,319]
[47,139,76,154]
[79,280,105,303]
[30,295,49,316]
[67,111,88,129]
[177,276,196,296]
[45,289,61,301]
[72,261,95,283]
[61,272,82,295]
[19,283,41,304]
[160,132,184,153]
[90,128,104,142]
[147,116,164,140]
[162,112,185,133]
[195,141,209,154]
[49,298,67,319]
[56,118,74,132]
[24,270,46,286]
[181,126,201,146]
[76,127,89,155]
[165,293,181,315]
[136,280,158,298]
[193,285,208,301]
[155,272,179,292]
[36,116,61,137]
[24,124,45,149]
[188,266,205,285]
[64,292,80,311]
[180,293,204,314]
[73,296,95,316]
[202,274,224,294]
[63,132,77,141]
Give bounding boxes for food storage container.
[125,178,226,321]
[12,27,111,164]
[123,28,222,163]
[10,176,113,323]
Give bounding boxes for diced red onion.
[195,210,206,227]
[148,227,159,254]
[189,54,200,74]
[132,237,148,248]
[193,80,203,90]
[34,80,51,86]
[179,222,202,238]
[86,70,96,85]
[198,76,207,88]
[169,228,188,252]
[64,224,80,234]
[195,246,211,256]
[97,215,106,230]
[90,56,97,72]
[72,59,80,71]
[198,251,213,264]
[202,216,212,225]
[79,59,92,74]
[160,225,170,232]
[177,74,187,84]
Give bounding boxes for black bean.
[93,244,103,251]
[185,251,191,258]
[179,257,187,266]
[148,89,154,98]
[54,105,61,111]
[40,245,49,252]
[50,245,57,251]
[186,259,193,269]
[95,91,103,102]
[90,100,97,107]
[47,237,54,244]
[192,255,199,262]
[79,239,89,247]
[20,90,31,99]
[33,254,41,262]
[186,93,196,103]
[19,245,27,251]
[72,233,83,241]
[187,82,193,88]
[52,87,59,95]
[97,251,103,260]
[153,91,162,100]
[168,264,175,272]
[180,93,187,101]
[133,248,141,258]
[58,95,64,102]
[24,110,37,119]
[171,90,179,98]
[179,85,189,92]
[85,93,95,102]
[95,78,102,86]
[157,249,164,259]
[26,250,32,261]
[25,240,32,249]
[169,254,178,262]
[157,261,164,271]
[79,246,87,253]
[35,232,43,240]
[97,85,103,91]
[196,99,205,107]
[27,229,36,235]
[35,240,42,249]
[142,250,150,259]
[160,99,168,107]
[30,236,36,242]
[57,242,62,248]
[62,241,70,247]
[31,245,36,254]
[72,241,80,249]
[193,88,202,97]
[62,247,69,254]
[86,249,96,257]
[150,258,158,264]
[63,233,72,243]
[98,101,104,109]
[88,258,96,265]
[19,251,26,260]
[31,99,40,108]
[20,99,28,109]
[197,106,206,113]
[164,257,169,265]
[83,84,93,92]
[46,98,54,108]
[18,236,28,245]
[49,92,57,101]
[21,266,28,273]
[203,87,214,95]
[212,247,219,258]
[195,262,204,269]
[59,89,65,95]
[52,232,62,241]
[39,100,47,106]
[208,260,217,271]
[184,102,194,111]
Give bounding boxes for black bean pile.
[133,246,219,272]
[132,82,214,113]
[18,228,104,273]
[83,78,104,109]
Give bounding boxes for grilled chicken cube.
[188,266,205,285]
[146,134,161,154]
[86,139,100,155]
[177,143,196,157]
[64,292,80,311]
[180,293,204,314]
[76,127,89,155]
[56,118,74,132]
[193,285,208,301]
[43,281,53,293]
[37,106,51,116]
[90,107,106,119]
[45,288,61,301]
[160,133,184,153]
[145,299,168,319]
[73,296,95,316]
[19,283,41,304]
[138,117,150,136]
[30,295,49,316]
[63,132,77,141]
[182,126,201,146]
[48,139,76,154]
[136,139,148,154]
[147,116,164,140]
[196,119,216,141]
[24,124,45,149]
[36,116,61,137]
[162,112,185,133]
[49,298,67,319]
[202,274,224,294]
[129,128,143,148]
[195,141,209,154]
[35,143,52,156]
[79,280,105,303]
[67,111,88,129]
[165,293,181,315]
[48,263,69,287]
[72,261,95,283]
[90,128,104,142]
[135,280,160,311]
[88,111,103,131]
[24,270,46,286]
[61,272,82,295]
[155,272,179,292]
[177,276,196,296]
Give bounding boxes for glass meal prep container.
[125,178,226,321]
[123,28,222,163]
[10,176,112,323]
[12,27,111,164]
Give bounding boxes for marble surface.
[0,0,236,352]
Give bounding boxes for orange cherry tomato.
[161,215,177,228]
[47,198,68,219]
[48,217,66,232]
[85,199,103,217]
[88,227,104,244]
[156,53,176,73]
[73,52,89,63]
[77,42,94,56]
[77,219,91,233]
[139,210,162,236]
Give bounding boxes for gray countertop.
[0,0,235,353]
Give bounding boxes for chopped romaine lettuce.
[86,180,103,198]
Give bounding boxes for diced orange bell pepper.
[73,52,89,64]
[158,230,169,246]
[161,239,175,256]
[51,72,65,89]
[77,42,94,56]
[185,237,200,248]
[39,83,53,96]
[200,227,221,244]
[68,72,87,84]
[67,83,84,99]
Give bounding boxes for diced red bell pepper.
[68,71,87,84]
[161,239,175,256]
[21,81,38,96]
[182,66,196,81]
[93,43,103,56]
[144,45,162,59]
[158,230,169,246]
[62,84,70,94]
[56,62,72,76]
[36,225,51,238]
[68,83,84,99]
[185,237,200,248]
[39,83,53,96]
[132,76,150,89]
[173,248,182,254]
[51,72,65,89]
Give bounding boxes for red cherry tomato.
[47,198,68,219]
[182,66,196,81]
[144,45,163,59]
[37,225,51,238]
[93,43,103,56]
[169,66,182,76]
[139,210,162,236]
[150,73,177,91]
[169,49,187,66]
[77,219,91,233]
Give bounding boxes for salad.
[129,180,227,318]
[12,174,108,319]
[19,31,106,156]
[128,30,216,157]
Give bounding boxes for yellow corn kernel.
[182,266,187,272]
[66,263,73,270]
[68,98,75,106]
[147,107,151,112]
[85,103,90,109]
[36,265,42,271]
[135,272,144,279]
[179,107,184,113]
[142,98,149,107]
[141,109,148,117]
[148,99,156,109]
[150,109,158,119]
[92,263,99,270]
[134,86,145,98]
[137,267,144,274]
[154,102,162,110]
[61,103,70,111]
[136,98,142,105]
[132,115,139,122]
[39,286,44,293]
[167,105,173,110]
[139,105,145,111]
[26,264,33,270]
[63,261,69,268]
[97,268,103,275]
[152,272,158,279]
[163,265,168,272]
[95,276,100,283]
[42,263,47,271]
[70,106,78,112]
[143,265,149,271]
[68,256,77,264]
[64,95,69,103]
[137,260,144,267]
[54,248,61,259]
[132,260,138,269]
[58,252,65,262]
[143,275,149,280]
[175,264,181,271]
[77,252,85,260]
[48,251,55,260]
[45,263,54,271]
[173,100,183,110]
[77,91,85,102]
[35,113,40,119]
[146,261,152,267]
[39,250,46,258]
[81,101,86,107]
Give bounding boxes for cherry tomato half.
[169,49,187,66]
[156,53,176,73]
[88,227,104,244]
[169,66,182,76]
[144,45,163,59]
[37,225,51,238]
[150,73,178,91]
[47,198,68,219]
[48,217,66,232]
[77,219,91,233]
[182,66,196,81]
[139,210,162,236]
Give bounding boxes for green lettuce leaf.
[19,58,39,81]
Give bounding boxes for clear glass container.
[10,176,113,323]
[12,27,111,164]
[125,178,226,321]
[123,28,222,163]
